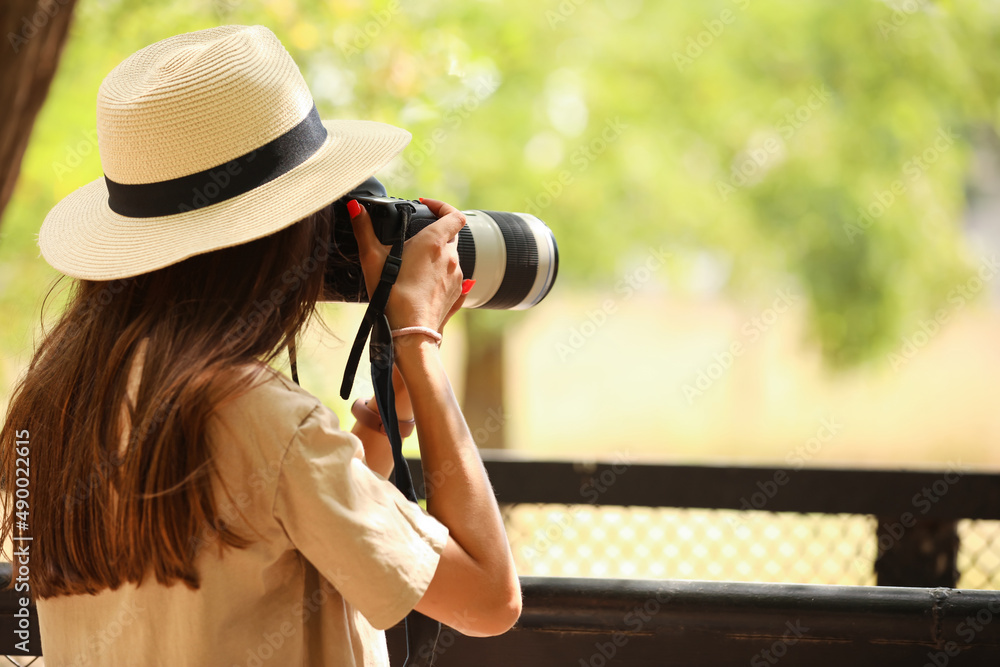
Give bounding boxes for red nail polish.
[461,279,476,295]
[347,199,362,218]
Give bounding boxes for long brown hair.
[0,208,332,599]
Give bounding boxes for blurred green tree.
[2,0,997,445]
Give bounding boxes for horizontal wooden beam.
[407,454,1000,520]
[386,577,1000,666]
[2,567,998,664]
[514,576,1000,642]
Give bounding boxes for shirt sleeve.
[271,403,449,630]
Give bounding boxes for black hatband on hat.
[104,105,328,218]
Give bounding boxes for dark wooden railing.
[386,577,1000,666]
[3,569,999,665]
[408,453,1000,588]
[2,454,999,664]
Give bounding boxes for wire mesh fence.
[504,504,1000,589]
[957,519,1000,589]
[5,508,997,665]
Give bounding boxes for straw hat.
[39,25,411,280]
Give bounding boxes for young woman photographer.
[0,24,519,665]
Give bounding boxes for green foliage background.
[2,0,998,392]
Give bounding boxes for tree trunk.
[0,0,78,221]
[462,313,507,449]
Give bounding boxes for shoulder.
[209,363,340,458]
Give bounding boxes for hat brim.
[39,119,411,280]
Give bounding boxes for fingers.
[419,197,459,218]
[347,199,381,254]
[435,211,467,243]
[419,198,466,241]
[347,199,388,299]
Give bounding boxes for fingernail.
[461,279,476,295]
[347,199,362,218]
[418,197,426,204]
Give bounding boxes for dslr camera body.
[325,177,558,310]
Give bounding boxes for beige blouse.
[35,361,449,666]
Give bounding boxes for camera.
[324,177,559,309]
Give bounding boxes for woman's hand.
[348,196,468,478]
[349,197,520,637]
[348,197,467,333]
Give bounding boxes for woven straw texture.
[39,25,411,280]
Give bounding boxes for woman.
[0,25,520,665]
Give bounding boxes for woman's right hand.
[348,197,521,637]
[348,197,467,333]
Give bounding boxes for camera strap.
[337,205,443,666]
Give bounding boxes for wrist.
[391,367,412,417]
[365,392,413,423]
[352,398,416,438]
[393,337,441,381]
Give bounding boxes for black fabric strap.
[105,105,327,218]
[339,250,402,401]
[339,206,443,665]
